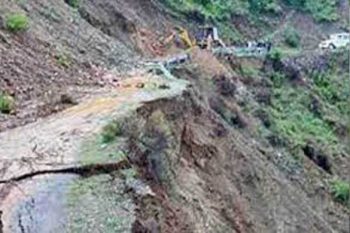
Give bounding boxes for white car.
[319,33,350,49]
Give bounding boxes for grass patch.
[269,71,286,88]
[55,52,72,68]
[268,86,338,150]
[283,27,300,48]
[5,13,29,32]
[0,93,14,114]
[101,120,124,143]
[239,64,260,78]
[79,137,127,165]
[330,179,349,206]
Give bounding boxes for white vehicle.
[319,33,350,49]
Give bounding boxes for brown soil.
[0,0,174,131]
[124,57,349,232]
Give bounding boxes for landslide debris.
[0,0,171,131]
[0,0,349,232]
[124,52,349,232]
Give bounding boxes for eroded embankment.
[124,76,349,233]
[0,75,188,233]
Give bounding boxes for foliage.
[67,0,80,8]
[0,93,14,114]
[283,0,338,22]
[268,86,338,149]
[310,70,350,116]
[249,0,280,13]
[304,0,338,22]
[330,179,350,205]
[269,71,286,88]
[101,120,123,143]
[55,52,72,68]
[5,13,29,32]
[164,0,338,22]
[267,48,283,63]
[240,64,260,78]
[283,27,300,48]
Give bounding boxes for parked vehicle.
[319,33,350,49]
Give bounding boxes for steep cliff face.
[127,91,349,233]
[0,1,349,232]
[125,54,349,232]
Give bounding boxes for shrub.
[305,0,338,22]
[267,48,283,63]
[55,53,72,68]
[249,0,280,13]
[101,120,123,143]
[0,93,14,114]
[66,0,80,8]
[283,0,338,22]
[269,87,338,148]
[5,13,29,32]
[270,72,286,87]
[283,28,300,48]
[330,179,349,205]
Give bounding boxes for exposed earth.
[0,0,349,233]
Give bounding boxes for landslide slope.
[0,0,170,130]
[0,0,349,232]
[125,49,349,232]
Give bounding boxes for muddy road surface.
[0,73,188,233]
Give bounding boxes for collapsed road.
[0,70,188,233]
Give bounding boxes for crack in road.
[0,160,131,184]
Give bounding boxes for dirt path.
[0,72,188,232]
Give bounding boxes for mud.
[124,64,349,233]
[0,73,188,233]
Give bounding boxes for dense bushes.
[284,0,338,21]
[164,0,339,22]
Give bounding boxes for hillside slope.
[0,0,349,232]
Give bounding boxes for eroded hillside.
[0,0,349,232]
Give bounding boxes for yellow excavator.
[163,26,226,50]
[163,26,196,50]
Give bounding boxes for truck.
[319,33,350,49]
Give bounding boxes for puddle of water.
[8,174,77,233]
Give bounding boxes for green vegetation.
[267,48,283,63]
[79,137,127,165]
[266,52,349,155]
[101,120,124,143]
[0,93,14,114]
[162,0,339,43]
[5,13,29,32]
[269,71,286,88]
[283,27,300,48]
[67,0,80,8]
[304,0,338,22]
[330,179,349,206]
[239,64,260,78]
[55,52,72,68]
[285,0,338,21]
[268,86,338,149]
[249,0,280,13]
